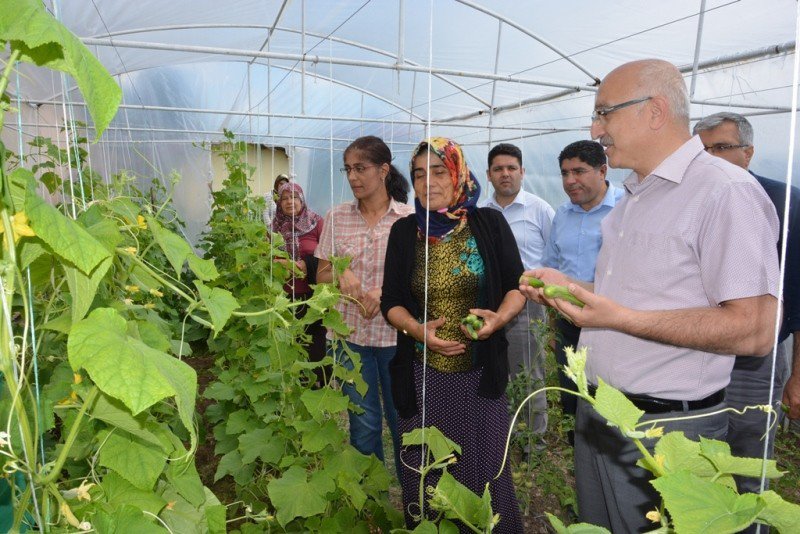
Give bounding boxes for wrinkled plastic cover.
[5,0,799,242]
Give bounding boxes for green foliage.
[0,0,121,137]
[196,131,400,531]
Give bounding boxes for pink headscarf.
[271,182,322,260]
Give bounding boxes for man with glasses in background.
[694,111,800,509]
[519,59,780,532]
[483,143,554,453]
[542,140,623,445]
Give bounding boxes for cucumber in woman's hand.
[461,313,484,340]
[542,284,585,308]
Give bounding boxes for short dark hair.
[488,143,522,168]
[344,135,410,203]
[558,140,606,168]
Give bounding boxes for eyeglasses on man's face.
[591,96,652,123]
[703,143,750,155]
[340,164,379,177]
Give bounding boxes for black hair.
[487,143,523,168]
[273,173,290,193]
[344,135,410,203]
[558,140,607,168]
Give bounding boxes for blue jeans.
[334,341,401,477]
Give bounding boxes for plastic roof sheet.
[6,0,799,240]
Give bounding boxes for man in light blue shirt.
[483,143,554,442]
[542,140,623,427]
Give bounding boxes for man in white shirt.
[483,143,554,442]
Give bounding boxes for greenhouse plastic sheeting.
[5,0,799,242]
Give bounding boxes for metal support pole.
[689,0,708,97]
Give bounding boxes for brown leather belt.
[587,384,725,414]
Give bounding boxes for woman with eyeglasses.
[381,137,525,532]
[315,135,413,477]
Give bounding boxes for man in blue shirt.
[483,143,554,443]
[542,140,623,428]
[694,112,800,499]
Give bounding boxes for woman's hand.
[415,317,466,356]
[360,288,382,320]
[337,268,363,300]
[461,308,505,341]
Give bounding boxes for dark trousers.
[575,397,728,532]
[554,316,581,417]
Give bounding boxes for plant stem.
[37,386,99,485]
[0,50,22,132]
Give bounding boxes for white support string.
[756,2,800,512]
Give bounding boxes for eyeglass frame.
[340,164,380,177]
[591,96,653,122]
[703,143,751,154]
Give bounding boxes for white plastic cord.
[755,1,800,511]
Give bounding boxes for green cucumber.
[519,275,545,288]
[542,284,585,308]
[460,313,484,340]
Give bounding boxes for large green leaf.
[68,308,197,448]
[194,281,239,335]
[651,470,764,533]
[429,471,494,530]
[89,393,162,448]
[401,426,462,462]
[649,432,719,480]
[237,427,284,465]
[546,513,611,533]
[93,504,166,534]
[699,437,782,479]
[294,418,345,453]
[300,388,350,422]
[101,471,167,516]
[147,216,192,276]
[592,379,644,435]
[97,430,168,491]
[187,254,219,281]
[64,256,111,322]
[25,188,110,275]
[756,490,800,533]
[1,0,121,137]
[266,465,335,526]
[165,455,206,508]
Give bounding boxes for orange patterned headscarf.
[411,137,481,242]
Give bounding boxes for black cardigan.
[380,207,524,418]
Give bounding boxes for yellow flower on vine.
[123,246,137,255]
[149,288,164,298]
[144,303,156,310]
[0,212,36,244]
[136,215,147,229]
[125,285,140,293]
[646,509,661,523]
[644,426,664,439]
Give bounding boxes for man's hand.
[544,283,625,330]
[783,373,800,420]
[416,317,466,356]
[337,268,363,301]
[519,267,572,304]
[361,288,382,320]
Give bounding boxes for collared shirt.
[315,199,414,347]
[581,136,780,399]
[483,189,554,269]
[542,182,623,282]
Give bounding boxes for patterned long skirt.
[397,360,523,533]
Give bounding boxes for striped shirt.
[581,136,780,399]
[316,199,414,347]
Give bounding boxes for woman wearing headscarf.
[272,181,326,381]
[381,137,525,532]
[263,173,290,226]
